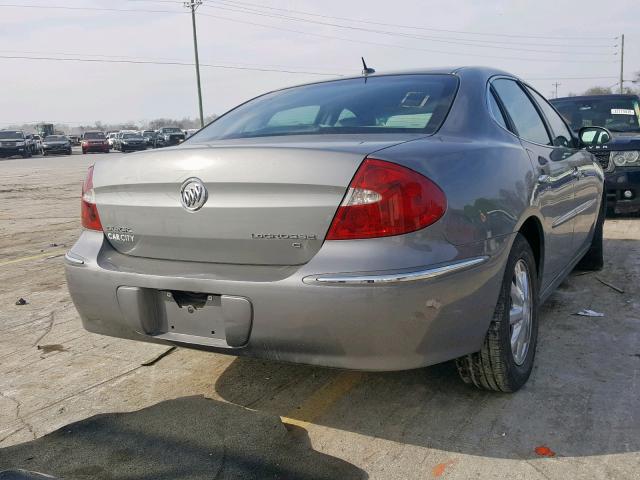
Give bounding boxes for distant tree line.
[565,71,640,97]
[6,115,218,134]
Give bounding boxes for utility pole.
[185,0,204,128]
[552,81,561,99]
[619,33,625,94]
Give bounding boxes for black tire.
[576,195,605,271]
[456,234,539,392]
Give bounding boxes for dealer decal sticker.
[611,109,635,115]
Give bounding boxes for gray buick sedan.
[65,67,607,392]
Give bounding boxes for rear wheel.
[576,195,605,271]
[456,234,539,392]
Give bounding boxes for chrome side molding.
[552,198,597,229]
[305,256,489,285]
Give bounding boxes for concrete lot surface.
[1,154,639,479]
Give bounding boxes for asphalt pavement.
[0,154,639,479]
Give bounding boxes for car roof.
[552,94,640,102]
[251,66,518,96]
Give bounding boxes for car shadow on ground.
[0,396,367,480]
[214,238,639,461]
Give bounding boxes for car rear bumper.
[83,144,109,152]
[121,144,146,151]
[605,167,640,213]
[0,146,27,156]
[44,146,71,154]
[65,230,510,371]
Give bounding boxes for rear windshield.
[45,135,66,141]
[163,128,182,133]
[190,74,459,141]
[84,132,105,139]
[552,97,640,133]
[123,133,141,139]
[0,131,23,139]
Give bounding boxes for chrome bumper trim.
[306,256,489,285]
[64,251,85,266]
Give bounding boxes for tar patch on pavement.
[0,396,365,480]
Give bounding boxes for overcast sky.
[0,0,637,126]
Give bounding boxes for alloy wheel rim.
[509,259,533,366]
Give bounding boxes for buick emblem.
[180,178,208,212]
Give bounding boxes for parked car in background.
[66,67,607,393]
[42,134,72,156]
[107,132,118,149]
[82,131,109,154]
[32,134,43,154]
[155,127,185,148]
[68,135,80,146]
[0,130,30,158]
[24,134,38,154]
[140,130,157,147]
[115,131,146,153]
[185,128,199,138]
[551,94,640,215]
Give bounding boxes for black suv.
[0,130,31,158]
[552,94,640,214]
[155,127,186,148]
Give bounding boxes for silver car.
[65,67,607,392]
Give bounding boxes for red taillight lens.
[326,158,446,240]
[81,165,103,231]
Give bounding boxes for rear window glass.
[84,132,105,139]
[0,131,23,139]
[190,74,459,141]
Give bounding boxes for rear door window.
[492,79,551,146]
[525,87,573,147]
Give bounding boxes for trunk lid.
[93,135,418,265]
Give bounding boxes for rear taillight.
[326,158,446,240]
[81,165,103,231]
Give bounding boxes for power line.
[0,55,344,75]
[196,11,616,64]
[0,2,619,65]
[0,3,183,14]
[202,0,617,42]
[0,49,342,72]
[198,1,617,54]
[525,75,618,80]
[0,50,616,81]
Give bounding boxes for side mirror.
[579,126,612,148]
